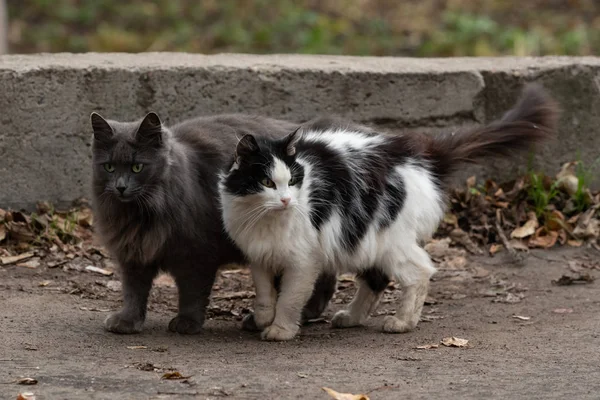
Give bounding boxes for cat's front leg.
[261,264,319,341]
[250,265,278,330]
[105,262,157,334]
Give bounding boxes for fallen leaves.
[492,293,525,304]
[17,378,37,385]
[511,213,539,239]
[441,337,469,347]
[16,393,36,400]
[85,266,113,276]
[322,387,370,400]
[437,164,600,253]
[416,337,469,349]
[161,371,191,380]
[1,252,34,265]
[552,273,595,286]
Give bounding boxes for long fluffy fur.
[219,84,560,341]
[91,113,336,334]
[423,83,559,181]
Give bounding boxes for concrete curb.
[1,54,599,208]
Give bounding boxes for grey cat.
[90,112,336,334]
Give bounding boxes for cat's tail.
[423,83,560,183]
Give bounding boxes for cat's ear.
[284,127,303,156]
[235,134,260,161]
[136,112,163,147]
[90,112,113,142]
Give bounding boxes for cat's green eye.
[132,163,144,173]
[289,177,298,186]
[104,163,115,173]
[261,177,275,188]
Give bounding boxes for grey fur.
[91,113,335,334]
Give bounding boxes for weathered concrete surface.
[0,54,599,208]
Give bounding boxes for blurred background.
[1,0,599,56]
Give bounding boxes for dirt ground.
[1,246,599,400]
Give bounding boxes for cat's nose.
[280,197,291,206]
[116,185,127,195]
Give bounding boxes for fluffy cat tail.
[423,83,560,182]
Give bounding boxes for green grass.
[573,157,600,213]
[6,0,600,56]
[527,172,560,219]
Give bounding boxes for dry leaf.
[161,371,191,380]
[567,239,583,247]
[528,228,558,249]
[0,224,6,242]
[76,208,94,227]
[17,378,38,385]
[450,228,483,254]
[511,214,539,239]
[492,293,524,304]
[17,393,36,400]
[552,273,595,286]
[322,387,370,400]
[443,213,458,227]
[38,280,51,287]
[338,273,356,282]
[441,337,469,347]
[489,243,503,255]
[85,265,113,276]
[512,315,531,321]
[126,345,147,350]
[0,252,34,265]
[17,258,40,269]
[553,308,573,314]
[546,210,566,231]
[415,343,439,350]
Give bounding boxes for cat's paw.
[168,314,204,334]
[331,310,361,328]
[382,316,415,333]
[241,313,261,332]
[104,312,143,334]
[253,308,276,330]
[260,324,299,341]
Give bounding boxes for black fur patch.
[357,267,390,293]
[223,136,305,197]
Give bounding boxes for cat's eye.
[132,163,144,173]
[261,177,275,188]
[104,163,115,173]
[289,177,298,186]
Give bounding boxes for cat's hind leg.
[168,257,218,334]
[382,245,434,333]
[331,267,390,328]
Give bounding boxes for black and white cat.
[219,84,559,341]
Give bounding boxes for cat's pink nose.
[280,197,291,206]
